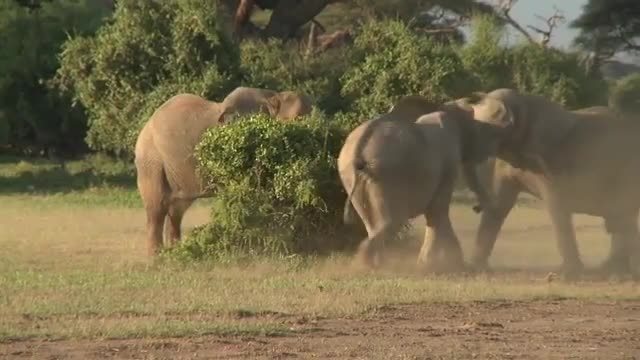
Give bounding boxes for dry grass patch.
[1,193,639,341]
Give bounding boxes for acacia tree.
[571,0,640,66]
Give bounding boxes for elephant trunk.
[462,161,493,213]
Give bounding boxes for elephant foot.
[353,243,378,271]
[418,257,468,276]
[592,256,639,281]
[597,256,630,276]
[559,261,585,282]
[469,256,493,274]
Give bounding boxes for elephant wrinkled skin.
[134,87,313,256]
[338,96,508,271]
[469,88,640,279]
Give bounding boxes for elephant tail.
[343,158,366,225]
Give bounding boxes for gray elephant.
[338,96,508,271]
[134,87,313,256]
[468,88,640,279]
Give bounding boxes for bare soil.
[3,299,639,360]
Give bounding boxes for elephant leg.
[600,214,640,278]
[356,222,401,269]
[470,178,520,271]
[163,199,194,247]
[136,164,169,256]
[546,196,583,279]
[418,214,465,273]
[418,179,464,273]
[417,222,440,271]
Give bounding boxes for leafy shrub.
[340,19,472,117]
[167,112,362,261]
[459,14,608,109]
[0,0,110,155]
[53,0,240,156]
[609,73,640,114]
[508,44,608,109]
[458,14,511,92]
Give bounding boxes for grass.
[0,156,639,341]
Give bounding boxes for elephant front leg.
[470,178,520,272]
[546,197,583,279]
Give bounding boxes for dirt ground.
[2,299,639,360]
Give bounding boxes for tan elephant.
[338,95,509,271]
[134,87,313,256]
[468,88,640,279]
[222,86,313,120]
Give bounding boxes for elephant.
[338,95,509,271]
[134,87,313,256]
[221,86,313,120]
[468,88,640,279]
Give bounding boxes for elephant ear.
[262,95,281,118]
[471,96,514,130]
[217,109,236,125]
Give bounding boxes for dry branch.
[494,0,566,48]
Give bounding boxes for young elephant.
[338,96,507,271]
[134,87,313,256]
[468,88,640,279]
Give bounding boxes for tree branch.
[495,0,536,44]
[526,9,565,47]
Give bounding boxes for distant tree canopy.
[0,0,110,154]
[571,0,640,59]
[0,0,617,157]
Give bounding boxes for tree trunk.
[264,0,334,39]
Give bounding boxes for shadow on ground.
[0,155,136,195]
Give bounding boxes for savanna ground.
[1,157,639,359]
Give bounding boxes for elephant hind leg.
[356,222,402,269]
[137,162,170,256]
[601,214,639,278]
[163,199,194,247]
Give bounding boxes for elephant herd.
[134,86,640,280]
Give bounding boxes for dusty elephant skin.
[469,88,640,279]
[338,95,508,272]
[134,87,313,256]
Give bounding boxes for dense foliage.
[571,0,640,58]
[0,0,109,154]
[168,112,362,261]
[459,14,609,109]
[341,20,472,117]
[609,73,640,114]
[53,0,240,156]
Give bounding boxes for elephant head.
[442,94,516,213]
[220,86,313,121]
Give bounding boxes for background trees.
[3,0,627,158]
[571,0,640,64]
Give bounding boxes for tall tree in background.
[571,0,640,69]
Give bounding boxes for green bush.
[0,0,110,155]
[458,14,511,92]
[508,44,608,108]
[340,19,472,117]
[458,13,608,109]
[166,112,362,262]
[609,73,640,114]
[53,0,240,156]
